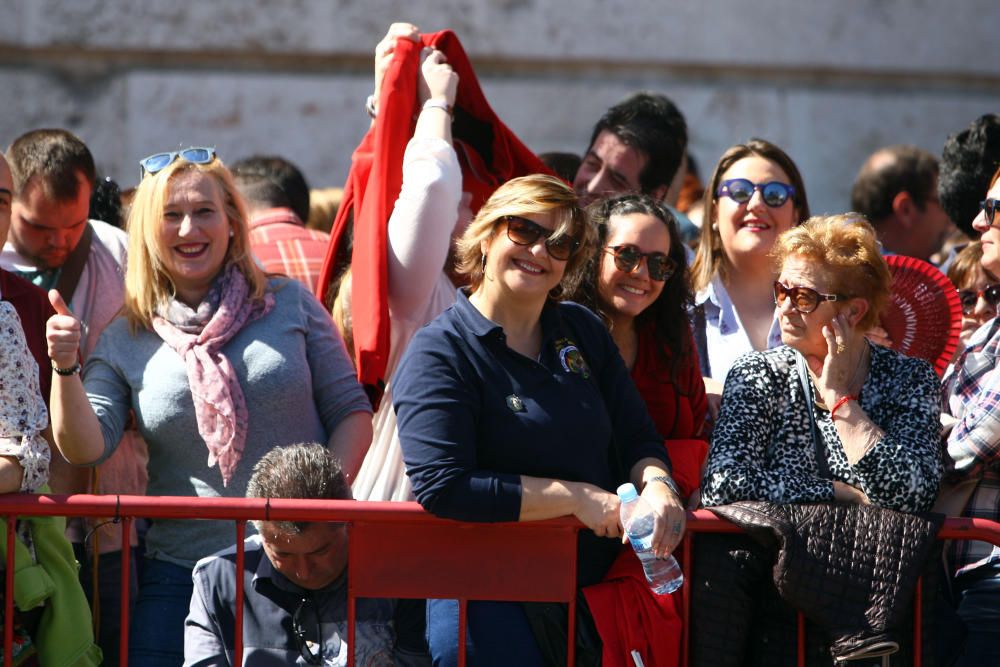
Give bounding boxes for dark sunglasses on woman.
[139,147,216,179]
[717,178,796,208]
[502,215,580,261]
[773,281,842,314]
[604,244,676,281]
[981,198,999,226]
[959,283,1000,315]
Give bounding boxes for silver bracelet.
[647,475,681,499]
[421,99,454,118]
[365,94,377,119]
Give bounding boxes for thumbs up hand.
[46,290,82,369]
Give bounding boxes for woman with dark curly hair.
[569,193,707,495]
[569,193,707,667]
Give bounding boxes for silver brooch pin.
[506,394,525,412]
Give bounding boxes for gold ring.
[836,343,846,354]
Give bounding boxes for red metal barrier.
[0,496,996,666]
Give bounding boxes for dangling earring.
[481,253,491,281]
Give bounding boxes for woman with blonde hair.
[46,148,371,665]
[394,174,686,666]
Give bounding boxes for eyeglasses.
[773,281,842,314]
[501,215,580,261]
[292,596,323,665]
[604,244,676,281]
[980,198,999,226]
[139,147,216,178]
[958,283,1000,315]
[717,178,796,208]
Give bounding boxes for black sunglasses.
[292,596,323,665]
[139,147,216,179]
[717,178,796,208]
[981,198,999,226]
[958,283,1000,316]
[604,244,676,281]
[501,215,580,261]
[773,281,842,314]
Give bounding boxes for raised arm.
[386,47,463,322]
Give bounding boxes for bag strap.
[692,304,711,378]
[54,222,93,304]
[795,351,833,480]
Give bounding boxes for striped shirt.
[249,208,330,293]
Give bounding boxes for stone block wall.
[1,0,999,218]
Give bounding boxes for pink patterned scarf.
[152,266,274,486]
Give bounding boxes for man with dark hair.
[850,145,954,261]
[940,114,1000,236]
[573,91,688,207]
[1,128,144,667]
[185,443,417,666]
[232,155,330,292]
[573,91,698,242]
[0,152,55,413]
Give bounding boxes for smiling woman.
[689,140,811,415]
[44,149,373,666]
[394,175,686,667]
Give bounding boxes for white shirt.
[693,275,782,382]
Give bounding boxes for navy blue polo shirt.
[393,289,670,585]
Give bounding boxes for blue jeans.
[128,558,193,666]
[955,570,1000,666]
[425,599,546,667]
[73,544,138,667]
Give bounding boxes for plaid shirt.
[943,315,1000,576]
[249,208,330,293]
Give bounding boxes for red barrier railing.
[0,495,996,666]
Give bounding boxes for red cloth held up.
[316,30,553,408]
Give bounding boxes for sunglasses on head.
[501,215,580,261]
[717,178,796,208]
[139,147,216,179]
[981,198,999,226]
[773,281,842,314]
[958,283,1000,315]
[604,244,676,281]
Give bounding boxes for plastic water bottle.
[617,482,684,595]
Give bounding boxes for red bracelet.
[830,395,857,420]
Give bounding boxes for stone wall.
[2,0,999,217]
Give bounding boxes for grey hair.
[246,442,351,533]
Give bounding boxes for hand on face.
[810,313,867,408]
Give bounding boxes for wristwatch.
[647,475,681,499]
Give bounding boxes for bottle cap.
[616,482,638,502]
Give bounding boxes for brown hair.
[771,214,891,331]
[690,138,810,293]
[455,174,594,297]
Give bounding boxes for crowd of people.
[0,19,998,667]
